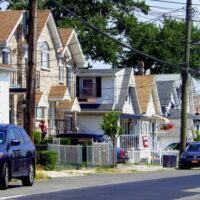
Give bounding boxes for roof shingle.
[48,85,67,99]
[58,28,73,45]
[0,10,23,43]
[135,75,155,113]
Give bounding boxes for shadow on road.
[14,173,200,200]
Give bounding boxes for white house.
[0,63,16,123]
[76,68,141,137]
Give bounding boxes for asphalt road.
[1,169,200,200]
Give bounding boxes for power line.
[50,0,186,68]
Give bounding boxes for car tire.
[0,162,9,190]
[21,162,34,186]
[179,164,186,169]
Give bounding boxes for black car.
[179,142,200,169]
[0,124,35,189]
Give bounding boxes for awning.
[35,90,49,108]
[150,114,169,123]
[57,97,81,112]
[120,113,169,122]
[120,113,143,120]
[48,85,71,101]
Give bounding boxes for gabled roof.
[37,10,51,39]
[157,81,174,107]
[58,28,85,67]
[135,75,155,113]
[58,28,73,46]
[114,68,133,111]
[48,85,67,99]
[0,10,23,43]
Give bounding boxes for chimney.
[137,61,145,75]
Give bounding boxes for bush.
[36,151,57,170]
[40,138,53,144]
[34,131,41,144]
[60,138,71,145]
[194,130,200,141]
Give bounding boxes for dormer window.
[41,42,50,68]
[2,48,11,65]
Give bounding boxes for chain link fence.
[36,143,115,169]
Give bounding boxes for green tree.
[100,111,124,167]
[7,0,149,66]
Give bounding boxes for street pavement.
[1,169,200,200]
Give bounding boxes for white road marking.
[0,195,25,200]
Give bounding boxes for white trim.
[0,66,16,72]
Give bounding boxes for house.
[134,75,168,150]
[0,10,85,135]
[155,74,197,147]
[0,63,16,123]
[76,68,142,144]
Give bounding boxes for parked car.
[0,124,35,189]
[117,148,129,163]
[179,142,200,169]
[167,142,189,150]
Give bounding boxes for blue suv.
[0,124,35,189]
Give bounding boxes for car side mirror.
[11,139,20,146]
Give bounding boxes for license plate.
[191,160,198,163]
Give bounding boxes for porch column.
[72,111,78,132]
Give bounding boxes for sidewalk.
[41,164,175,178]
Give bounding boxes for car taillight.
[120,150,125,156]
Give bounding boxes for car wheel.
[0,162,9,190]
[21,162,34,186]
[179,164,186,169]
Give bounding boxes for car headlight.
[0,152,4,159]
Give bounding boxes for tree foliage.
[7,1,200,75]
[100,111,124,139]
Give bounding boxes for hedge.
[36,151,57,170]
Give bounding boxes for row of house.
[0,9,199,150]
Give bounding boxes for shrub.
[34,131,41,144]
[40,138,53,144]
[60,138,71,145]
[36,151,57,170]
[194,130,200,141]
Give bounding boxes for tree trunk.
[112,139,116,168]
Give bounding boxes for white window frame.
[2,48,11,65]
[35,107,45,119]
[41,42,50,69]
[59,59,64,83]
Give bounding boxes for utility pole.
[180,0,192,158]
[25,0,38,141]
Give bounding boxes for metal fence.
[127,149,179,165]
[36,143,114,169]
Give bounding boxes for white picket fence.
[127,149,179,165]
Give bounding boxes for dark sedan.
[179,142,200,169]
[0,124,35,189]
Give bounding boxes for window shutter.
[96,77,101,97]
[76,77,80,97]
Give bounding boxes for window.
[35,107,44,119]
[19,128,30,142]
[2,48,10,65]
[41,42,50,68]
[66,65,72,94]
[59,60,64,83]
[79,78,101,98]
[13,128,25,144]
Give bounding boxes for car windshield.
[0,130,6,144]
[186,144,200,152]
